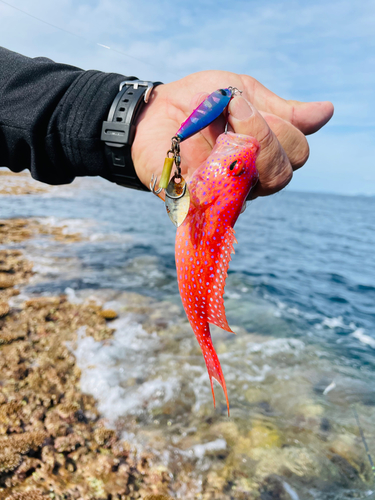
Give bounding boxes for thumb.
[228,96,292,198]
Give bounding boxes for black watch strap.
[101,80,162,191]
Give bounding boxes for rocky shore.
[0,216,172,500]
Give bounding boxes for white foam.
[36,216,92,232]
[89,232,134,243]
[352,328,375,349]
[8,292,30,308]
[191,439,227,459]
[246,338,305,357]
[321,316,345,329]
[65,287,82,304]
[224,291,241,299]
[72,317,179,422]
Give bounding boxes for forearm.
[0,46,132,185]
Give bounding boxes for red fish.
[175,132,260,415]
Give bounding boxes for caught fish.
[175,132,260,415]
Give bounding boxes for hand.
[132,70,334,199]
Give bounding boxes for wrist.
[101,80,162,191]
[131,83,165,188]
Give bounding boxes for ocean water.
[1,177,375,499]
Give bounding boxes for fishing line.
[352,405,375,483]
[324,383,375,487]
[0,0,181,78]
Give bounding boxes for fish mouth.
[215,132,260,158]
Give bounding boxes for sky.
[0,0,374,195]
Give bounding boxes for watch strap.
[101,80,162,191]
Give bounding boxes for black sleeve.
[0,46,135,185]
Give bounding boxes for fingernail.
[229,96,254,120]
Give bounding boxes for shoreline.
[0,216,173,499]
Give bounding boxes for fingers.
[259,111,310,171]
[240,75,334,135]
[228,96,294,198]
[186,92,312,199]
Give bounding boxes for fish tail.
[198,323,230,416]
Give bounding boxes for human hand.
[131,70,334,199]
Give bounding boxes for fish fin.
[199,323,230,416]
[206,226,236,333]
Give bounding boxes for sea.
[1,177,374,499]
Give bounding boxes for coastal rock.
[0,301,9,317]
[0,401,23,429]
[0,197,178,498]
[24,296,61,309]
[99,308,118,320]
[5,490,45,500]
[54,433,85,453]
[0,450,22,473]
[94,427,116,447]
[143,496,174,500]
[0,431,47,454]
[0,274,15,289]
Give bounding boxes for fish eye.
[228,159,244,176]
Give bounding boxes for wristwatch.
[101,80,162,191]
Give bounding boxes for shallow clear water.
[1,178,375,499]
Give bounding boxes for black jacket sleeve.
[0,46,135,185]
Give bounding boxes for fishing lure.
[150,87,241,227]
[176,132,259,415]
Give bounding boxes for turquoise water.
[1,178,375,499]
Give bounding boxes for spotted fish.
[175,132,260,415]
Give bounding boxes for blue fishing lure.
[176,88,233,142]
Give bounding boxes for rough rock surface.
[0,217,173,500]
